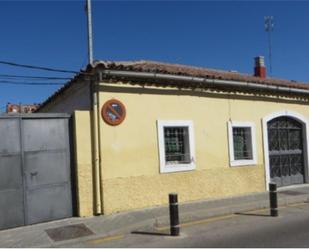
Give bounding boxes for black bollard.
[169,193,180,236]
[269,182,278,217]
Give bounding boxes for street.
[65,202,309,248]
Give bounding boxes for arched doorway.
[263,111,309,189]
[267,116,305,187]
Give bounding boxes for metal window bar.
[164,127,191,164]
[232,127,253,160]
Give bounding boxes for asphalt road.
[67,202,309,248]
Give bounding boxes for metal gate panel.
[269,155,282,187]
[0,115,73,230]
[290,154,304,184]
[26,184,72,225]
[0,189,24,229]
[0,119,21,153]
[24,150,69,187]
[0,118,25,229]
[22,119,67,151]
[268,116,305,187]
[281,155,292,186]
[0,155,23,191]
[22,118,72,225]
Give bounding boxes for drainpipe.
[85,0,103,215]
[100,70,309,96]
[96,74,104,213]
[89,71,103,215]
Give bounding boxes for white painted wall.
[38,82,91,114]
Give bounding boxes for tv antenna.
[264,16,274,76]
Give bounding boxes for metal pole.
[265,16,274,77]
[169,193,180,236]
[269,182,278,217]
[86,0,101,213]
[86,0,94,64]
[268,29,273,76]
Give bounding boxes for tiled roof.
[37,60,309,111]
[93,60,309,90]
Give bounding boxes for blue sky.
[0,1,309,112]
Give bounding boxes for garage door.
[0,115,73,230]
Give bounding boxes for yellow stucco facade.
[73,82,309,216]
[73,111,94,216]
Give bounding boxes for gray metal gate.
[0,114,73,230]
[268,116,305,187]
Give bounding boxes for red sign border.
[101,99,126,126]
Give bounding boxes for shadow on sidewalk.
[235,212,271,217]
[131,230,170,236]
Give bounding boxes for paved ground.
[67,202,309,248]
[1,184,309,247]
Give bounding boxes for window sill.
[160,163,196,173]
[230,160,257,167]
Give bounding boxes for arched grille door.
[268,116,305,187]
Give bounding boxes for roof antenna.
[264,16,274,77]
[86,0,94,65]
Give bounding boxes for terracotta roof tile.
[37,60,309,111]
[93,60,309,90]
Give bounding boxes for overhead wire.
[0,60,88,74]
[0,80,65,86]
[0,74,71,80]
[0,60,92,88]
[0,60,86,110]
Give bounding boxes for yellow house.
[38,57,309,217]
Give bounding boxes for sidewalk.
[1,184,309,248]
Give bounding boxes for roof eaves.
[94,60,309,91]
[37,60,309,112]
[35,69,90,112]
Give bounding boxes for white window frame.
[157,120,196,173]
[228,121,257,167]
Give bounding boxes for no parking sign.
[101,99,126,126]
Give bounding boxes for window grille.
[157,120,195,173]
[232,127,253,160]
[164,127,191,164]
[268,116,304,187]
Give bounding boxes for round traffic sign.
[101,99,126,126]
